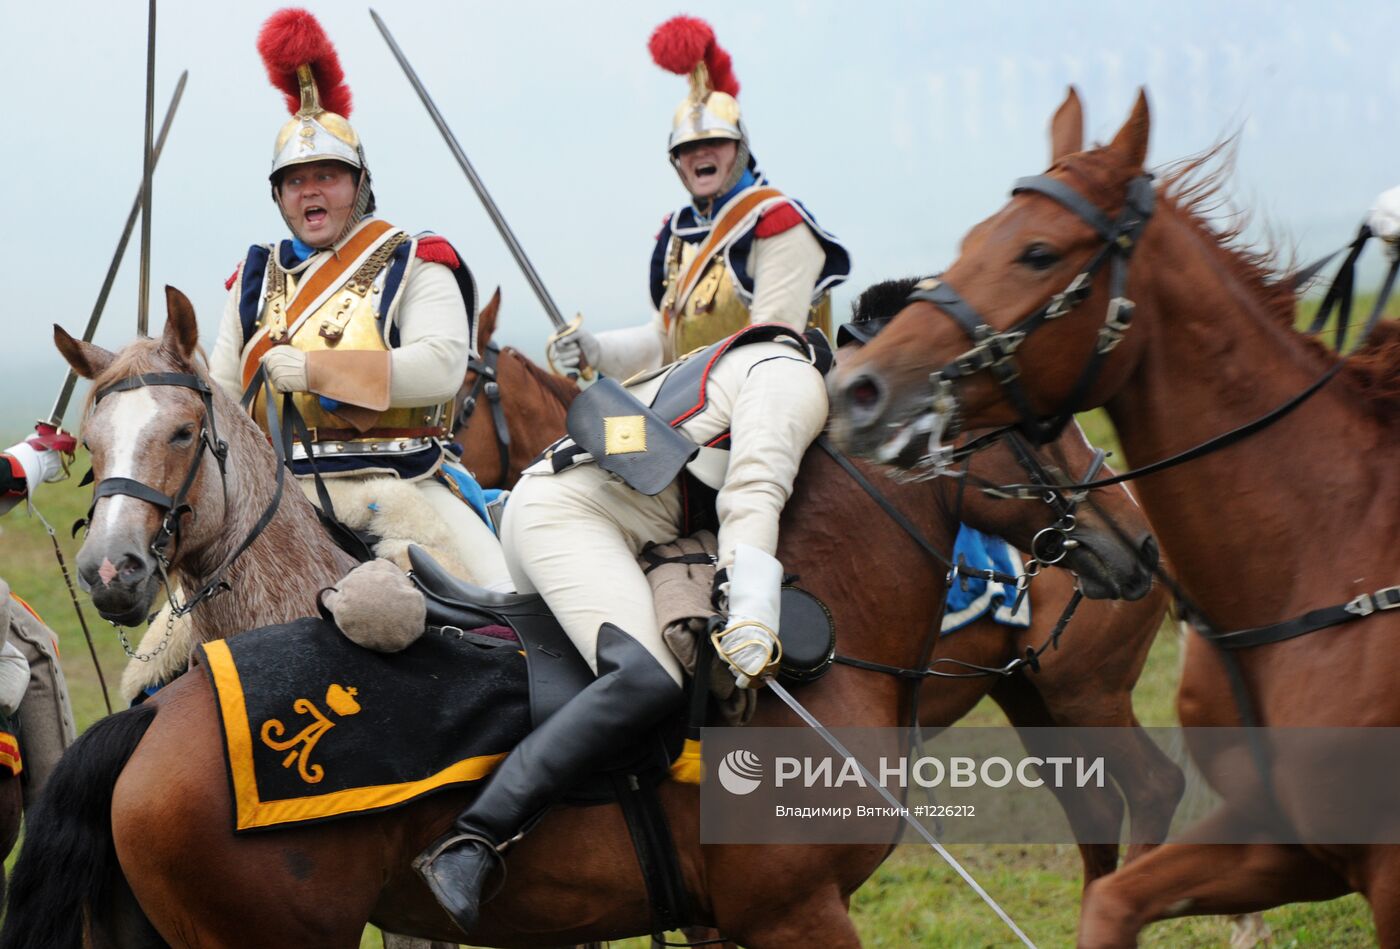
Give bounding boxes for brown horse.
[2,289,1157,948]
[458,295,1181,884]
[827,87,1400,944]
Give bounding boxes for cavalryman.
[547,15,850,380]
[414,17,838,933]
[1,435,82,801]
[207,9,511,589]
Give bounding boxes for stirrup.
[412,830,510,902]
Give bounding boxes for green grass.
[2,288,1390,948]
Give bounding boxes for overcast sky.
[4,0,1398,431]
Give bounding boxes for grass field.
[2,290,1391,946]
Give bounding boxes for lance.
[369,9,593,377]
[137,0,158,338]
[45,71,188,429]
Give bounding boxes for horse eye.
[1017,243,1061,271]
[170,425,196,446]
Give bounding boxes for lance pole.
[137,0,157,337]
[46,71,187,429]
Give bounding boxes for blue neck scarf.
[289,236,317,262]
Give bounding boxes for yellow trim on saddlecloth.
[203,640,506,831]
[669,737,703,785]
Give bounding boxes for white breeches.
[415,481,513,592]
[502,465,685,686]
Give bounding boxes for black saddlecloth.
[200,617,529,833]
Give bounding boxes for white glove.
[1368,185,1400,256]
[3,441,62,497]
[546,322,601,379]
[713,544,784,689]
[260,346,310,393]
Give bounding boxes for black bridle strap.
[458,340,511,486]
[815,436,1020,586]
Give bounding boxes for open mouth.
[693,162,718,182]
[304,206,328,227]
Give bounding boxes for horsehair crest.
[649,16,740,100]
[257,8,353,118]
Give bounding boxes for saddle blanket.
[941,526,1031,635]
[200,617,530,833]
[0,729,20,776]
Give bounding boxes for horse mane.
[851,277,922,324]
[1060,140,1400,427]
[503,347,580,408]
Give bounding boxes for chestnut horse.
[458,294,1181,884]
[828,87,1400,945]
[2,290,1157,948]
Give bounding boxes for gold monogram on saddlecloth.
[259,684,362,785]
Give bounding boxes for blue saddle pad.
[941,526,1031,634]
[438,462,505,535]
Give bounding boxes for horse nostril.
[1138,535,1160,571]
[849,374,883,410]
[117,553,151,585]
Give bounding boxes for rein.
[457,339,511,487]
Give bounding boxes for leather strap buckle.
[1344,586,1400,617]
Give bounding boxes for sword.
[765,678,1038,948]
[137,0,158,337]
[369,9,568,332]
[45,70,188,429]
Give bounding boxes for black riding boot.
[414,623,683,935]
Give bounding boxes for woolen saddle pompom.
[322,559,426,653]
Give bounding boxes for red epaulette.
[416,235,460,269]
[754,202,803,239]
[654,213,673,241]
[224,264,241,291]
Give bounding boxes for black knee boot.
[414,623,683,934]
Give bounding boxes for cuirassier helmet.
[650,16,751,194]
[257,9,373,239]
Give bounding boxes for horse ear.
[1049,86,1084,163]
[160,286,200,363]
[54,325,115,380]
[477,287,501,350]
[1107,88,1150,170]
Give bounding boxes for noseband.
[456,339,512,487]
[910,172,1155,451]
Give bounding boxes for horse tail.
[0,704,158,949]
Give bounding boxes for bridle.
[456,339,511,488]
[905,171,1156,462]
[79,371,287,627]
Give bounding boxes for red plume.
[257,8,353,118]
[648,16,740,98]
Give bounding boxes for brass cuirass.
[250,250,451,447]
[660,238,833,362]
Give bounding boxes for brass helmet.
[257,9,372,240]
[650,17,750,193]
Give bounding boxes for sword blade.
[369,9,567,331]
[47,70,188,428]
[765,680,1038,948]
[136,0,157,337]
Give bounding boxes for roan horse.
[828,86,1400,945]
[459,292,1182,885]
[2,290,1158,948]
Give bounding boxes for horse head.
[56,287,233,626]
[828,87,1155,463]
